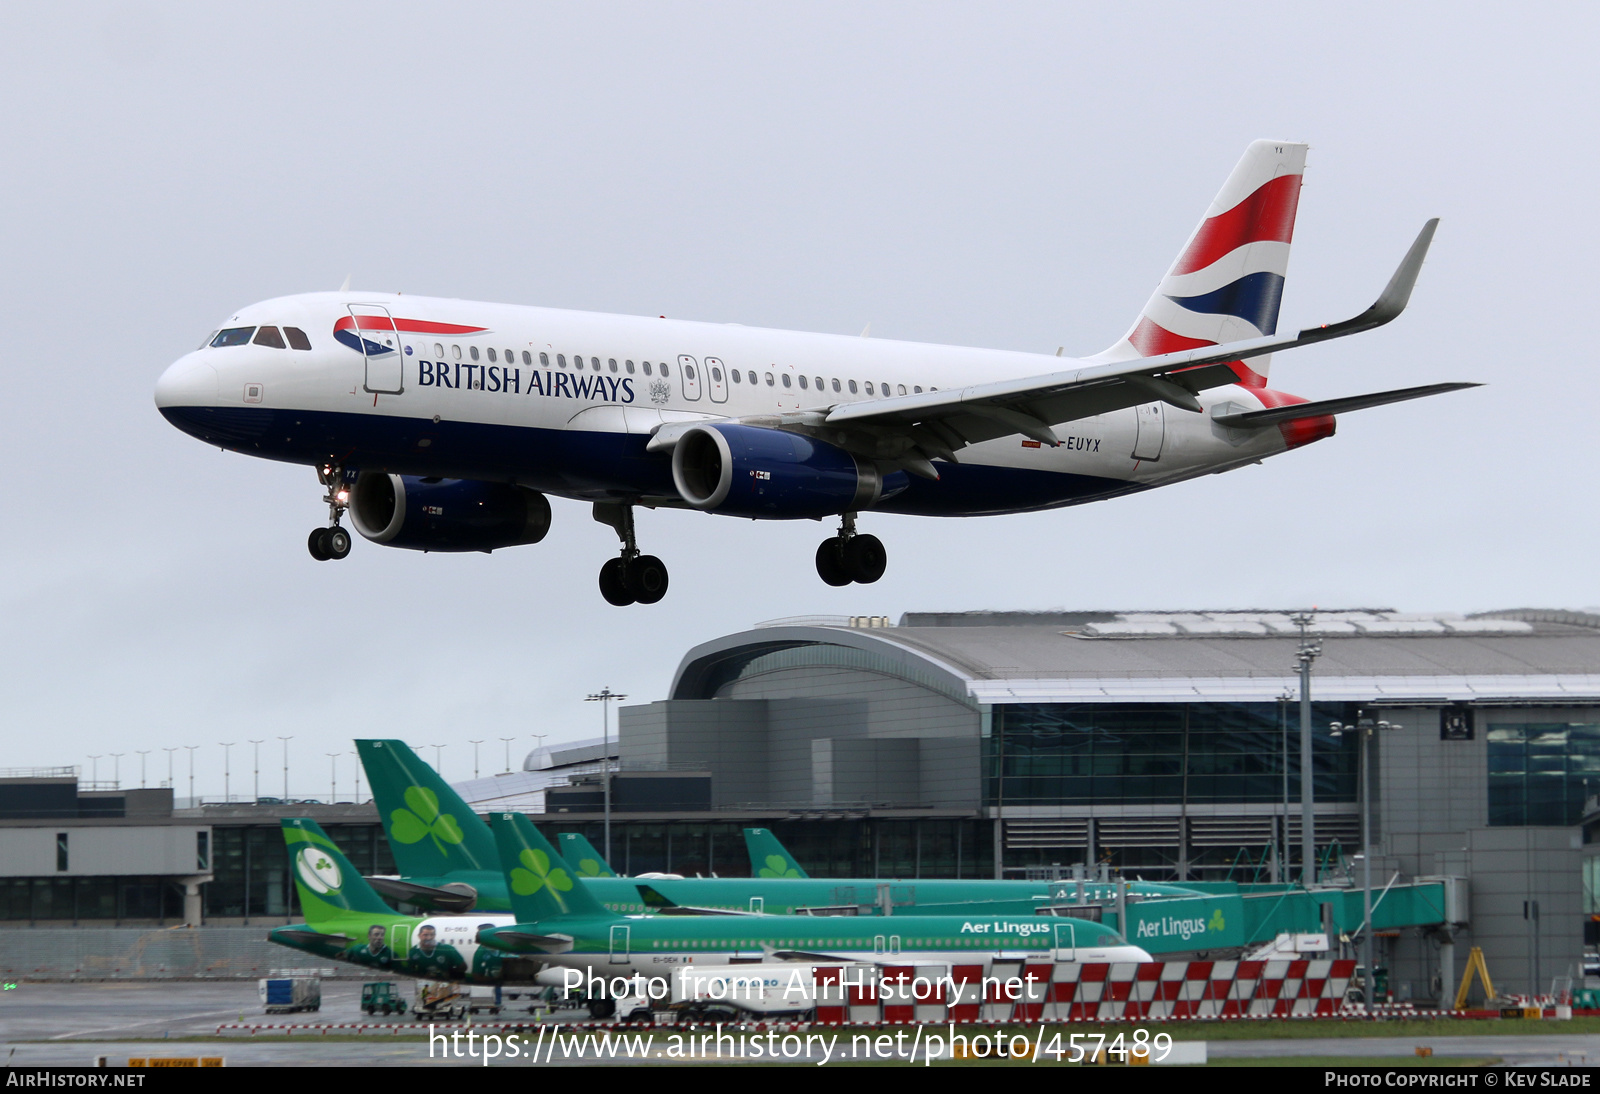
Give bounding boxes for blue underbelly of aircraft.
[158,405,1142,517]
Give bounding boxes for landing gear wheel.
[325,527,352,560]
[588,997,616,1020]
[815,538,851,586]
[627,555,669,604]
[843,534,886,583]
[308,528,331,561]
[599,557,636,606]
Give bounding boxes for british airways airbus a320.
[155,141,1474,605]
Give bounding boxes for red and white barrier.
[815,958,1356,1025]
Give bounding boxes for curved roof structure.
[671,609,1600,706]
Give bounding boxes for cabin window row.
[418,342,936,398]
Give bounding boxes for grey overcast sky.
[0,3,1594,797]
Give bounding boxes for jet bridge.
[1086,877,1460,957]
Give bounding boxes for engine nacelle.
[348,473,551,553]
[670,423,906,519]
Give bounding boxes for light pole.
[277,737,293,801]
[219,742,235,802]
[586,688,627,864]
[431,744,445,775]
[499,737,516,773]
[1291,612,1322,886]
[1330,710,1398,1017]
[109,753,124,788]
[1278,690,1294,884]
[350,752,361,803]
[327,753,339,803]
[136,751,150,789]
[184,746,199,803]
[248,740,264,802]
[469,740,484,780]
[162,747,177,790]
[88,755,102,785]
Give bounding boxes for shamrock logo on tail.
[576,858,605,878]
[510,849,574,900]
[758,855,800,879]
[389,787,465,855]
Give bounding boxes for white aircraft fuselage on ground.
[155,141,1473,603]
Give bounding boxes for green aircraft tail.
[558,832,618,877]
[281,818,396,923]
[488,812,613,922]
[356,739,497,876]
[744,827,809,879]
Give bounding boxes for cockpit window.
[252,326,286,349]
[284,327,312,351]
[198,331,218,350]
[211,327,255,347]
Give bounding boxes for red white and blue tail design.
[1095,140,1308,388]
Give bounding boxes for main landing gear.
[593,503,669,607]
[815,513,886,586]
[307,463,352,561]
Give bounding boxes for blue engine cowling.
[347,473,552,552]
[670,423,907,518]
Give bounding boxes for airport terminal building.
[577,608,1600,999]
[6,606,1600,1003]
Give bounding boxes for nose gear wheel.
[307,463,354,561]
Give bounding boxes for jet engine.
[347,472,551,553]
[670,423,907,519]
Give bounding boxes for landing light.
[336,491,349,504]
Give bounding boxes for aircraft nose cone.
[154,353,218,409]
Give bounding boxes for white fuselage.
[155,292,1302,517]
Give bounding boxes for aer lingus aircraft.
[476,812,1151,993]
[270,815,1151,999]
[357,739,1198,915]
[557,832,620,878]
[154,141,1474,605]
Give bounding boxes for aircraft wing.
[814,220,1442,469]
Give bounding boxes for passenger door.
[348,304,405,395]
[609,924,630,965]
[1051,921,1076,962]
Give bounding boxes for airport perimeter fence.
[0,928,347,980]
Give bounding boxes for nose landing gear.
[816,513,886,586]
[594,503,669,606]
[307,464,353,561]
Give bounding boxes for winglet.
[1300,218,1438,342]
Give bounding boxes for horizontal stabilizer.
[1213,381,1480,428]
[273,928,349,948]
[479,930,574,954]
[363,876,479,912]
